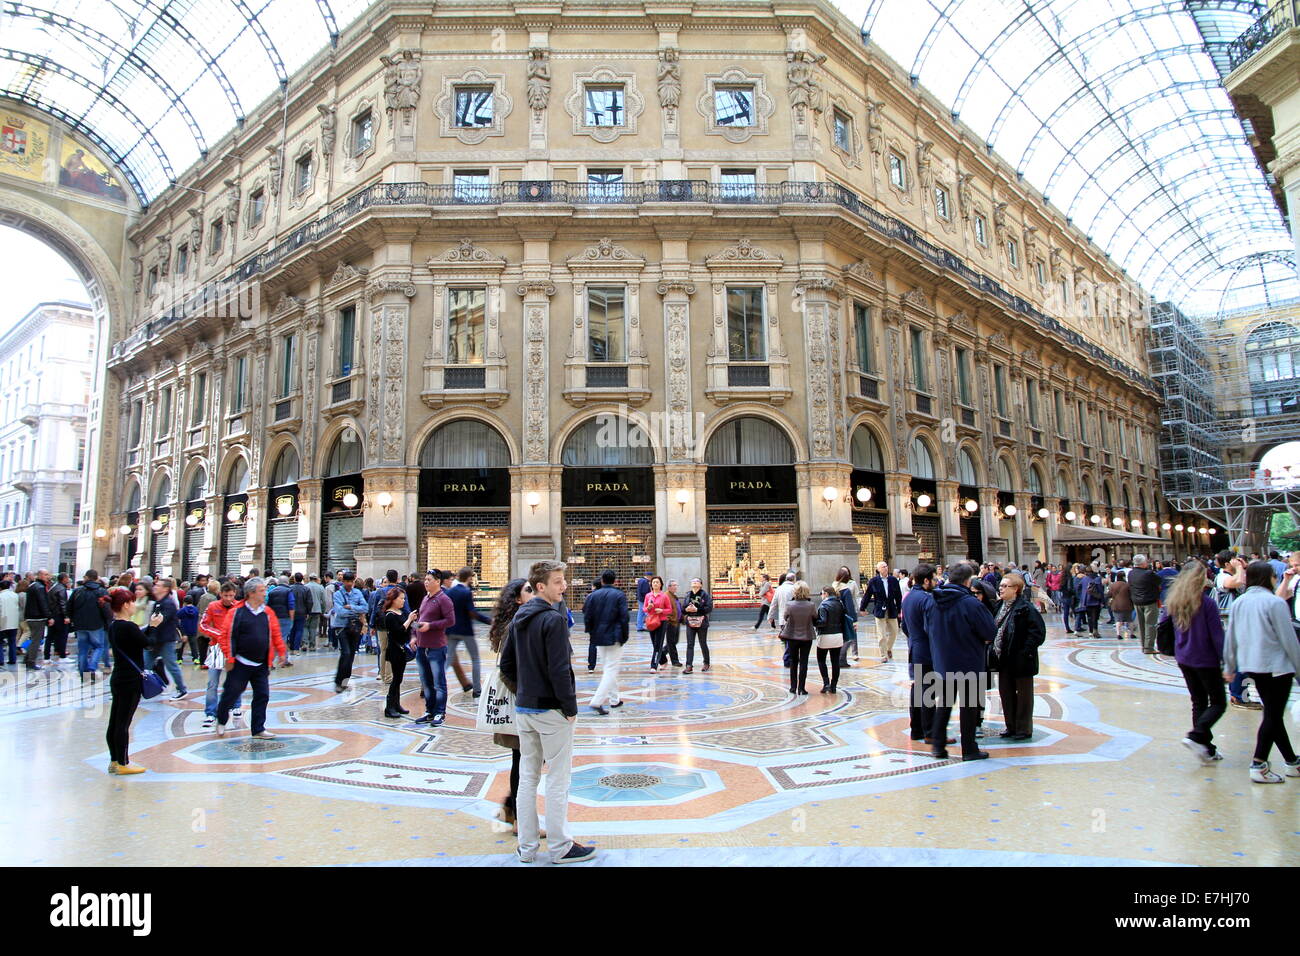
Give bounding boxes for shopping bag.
[474,670,516,734]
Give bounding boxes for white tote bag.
[475,668,517,734]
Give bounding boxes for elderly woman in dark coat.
[991,574,1046,740]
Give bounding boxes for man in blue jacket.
[446,567,491,697]
[583,569,629,715]
[900,564,949,746]
[924,562,995,761]
[330,570,370,693]
[864,561,902,662]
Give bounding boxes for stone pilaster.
[656,462,706,587]
[936,479,965,563]
[238,488,264,572]
[796,461,859,587]
[352,467,416,578]
[290,479,322,574]
[511,466,561,577]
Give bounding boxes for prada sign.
[707,466,796,505]
[419,468,508,508]
[562,467,653,507]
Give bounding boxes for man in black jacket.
[68,570,112,680]
[44,572,71,663]
[22,569,53,672]
[1127,554,1161,654]
[583,569,629,715]
[498,560,595,865]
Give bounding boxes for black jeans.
[588,639,598,670]
[816,646,842,690]
[217,661,271,735]
[334,627,359,686]
[1178,664,1226,754]
[504,747,521,813]
[648,625,666,668]
[195,633,210,664]
[838,620,858,665]
[660,622,681,666]
[106,680,142,765]
[909,661,937,739]
[784,639,811,692]
[385,651,408,711]
[755,604,771,628]
[43,622,69,659]
[931,703,980,756]
[998,672,1035,736]
[1083,606,1101,634]
[1248,672,1297,764]
[0,628,17,664]
[686,624,710,667]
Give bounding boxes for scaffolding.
[1150,299,1300,548]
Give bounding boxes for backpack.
[1087,577,1104,602]
[1212,585,1236,615]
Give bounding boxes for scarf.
[994,595,1024,657]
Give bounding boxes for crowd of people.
[2,541,1296,859]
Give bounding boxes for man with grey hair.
[214,577,287,738]
[1127,554,1161,654]
[21,568,53,672]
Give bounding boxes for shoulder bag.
[475,665,516,733]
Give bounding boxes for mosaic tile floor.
[1,615,1297,866]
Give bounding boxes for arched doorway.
[265,446,300,576]
[418,419,511,589]
[561,416,655,605]
[705,417,798,593]
[221,457,250,578]
[850,425,890,582]
[148,474,172,577]
[122,482,141,571]
[181,468,207,582]
[320,429,364,576]
[907,436,941,564]
[957,447,983,562]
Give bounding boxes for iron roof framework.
[851,0,1297,317]
[0,0,374,206]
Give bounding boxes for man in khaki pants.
[864,561,902,662]
[371,569,407,685]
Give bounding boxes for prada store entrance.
[418,420,512,590]
[560,417,655,606]
[705,418,799,591]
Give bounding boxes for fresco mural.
[0,111,50,182]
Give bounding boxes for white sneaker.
[251,731,277,739]
[232,707,243,717]
[1285,758,1300,778]
[171,689,186,700]
[1181,737,1211,761]
[201,715,215,729]
[216,722,227,736]
[1250,761,1284,784]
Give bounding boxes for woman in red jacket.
[642,576,673,673]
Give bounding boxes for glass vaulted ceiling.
[0,0,373,204]
[834,0,1299,316]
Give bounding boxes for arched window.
[1027,465,1044,496]
[324,429,363,476]
[420,420,510,468]
[564,417,655,467]
[851,426,885,472]
[705,418,794,466]
[225,456,250,494]
[1103,481,1115,508]
[185,468,207,502]
[957,448,978,486]
[1122,486,1132,514]
[124,482,142,513]
[269,446,300,486]
[996,457,1015,491]
[1081,475,1095,504]
[1139,488,1148,515]
[1245,321,1300,416]
[907,437,935,480]
[151,474,172,508]
[1056,470,1070,499]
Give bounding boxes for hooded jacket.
[67,580,111,631]
[498,596,577,717]
[899,586,935,667]
[924,582,996,677]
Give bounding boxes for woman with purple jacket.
[1163,561,1226,764]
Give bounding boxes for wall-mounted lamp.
[525,491,541,513]
[822,486,839,509]
[1146,521,1157,530]
[675,488,691,512]
[1037,508,1050,520]
[342,492,360,509]
[1112,517,1124,527]
[375,491,394,515]
[149,519,164,532]
[963,498,979,514]
[226,508,242,523]
[856,486,873,505]
[1161,522,1171,531]
[119,524,133,535]
[1089,514,1102,524]
[1064,510,1077,521]
[1002,504,1017,518]
[1131,519,1142,528]
[94,528,106,538]
[1174,523,1184,532]
[276,499,295,517]
[185,513,200,526]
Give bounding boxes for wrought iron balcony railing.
[1227,0,1297,72]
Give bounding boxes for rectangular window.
[279,332,298,397]
[587,287,626,363]
[1077,400,1087,444]
[956,348,971,405]
[853,303,874,374]
[295,153,312,194]
[1007,239,1019,268]
[210,219,224,255]
[935,186,951,220]
[156,387,172,438]
[129,400,143,447]
[974,215,988,246]
[994,365,1008,417]
[726,287,766,363]
[454,86,494,127]
[453,170,490,202]
[232,355,247,413]
[1036,260,1046,285]
[337,305,356,376]
[176,244,189,275]
[587,168,624,201]
[76,439,85,471]
[249,188,266,226]
[1119,419,1127,456]
[888,153,906,189]
[448,288,487,365]
[1027,379,1040,427]
[719,168,757,200]
[1100,413,1110,450]
[714,86,754,126]
[1060,279,1071,306]
[147,267,159,296]
[1054,389,1065,435]
[192,372,207,425]
[72,501,80,526]
[910,327,928,392]
[584,86,625,126]
[352,110,373,155]
[833,110,852,151]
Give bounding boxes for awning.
[1052,525,1169,547]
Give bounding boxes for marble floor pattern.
[1,614,1297,867]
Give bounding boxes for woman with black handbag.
[381,587,413,719]
[106,587,151,775]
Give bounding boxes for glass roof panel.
[0,0,371,205]
[854,0,1295,315]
